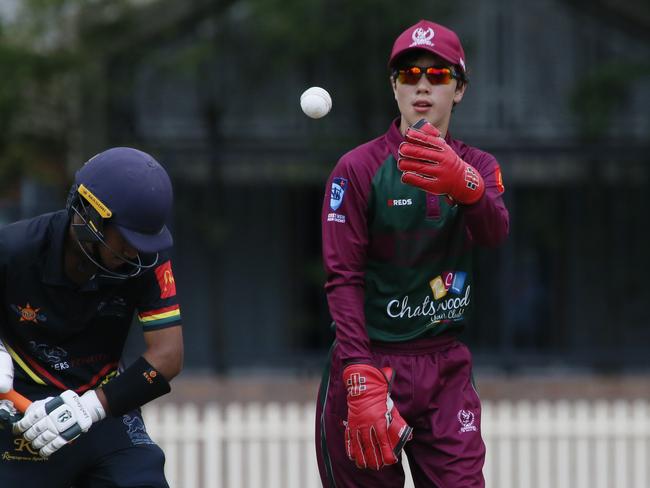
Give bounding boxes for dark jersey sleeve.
[460,149,509,247]
[321,155,374,364]
[135,257,182,332]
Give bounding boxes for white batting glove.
[13,390,106,457]
[0,340,14,393]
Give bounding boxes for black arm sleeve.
[101,356,171,416]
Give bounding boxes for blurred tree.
[570,62,650,140]
[0,5,71,197]
[561,0,650,140]
[246,0,453,134]
[0,0,154,206]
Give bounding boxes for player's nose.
[416,76,432,93]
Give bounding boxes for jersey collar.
[41,210,99,291]
[386,117,404,163]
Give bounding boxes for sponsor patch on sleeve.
[154,261,177,299]
[327,212,346,223]
[330,177,348,211]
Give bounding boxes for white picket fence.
[142,399,650,488]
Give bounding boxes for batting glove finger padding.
[31,427,58,448]
[343,364,413,470]
[13,390,106,457]
[398,119,485,205]
[13,396,51,436]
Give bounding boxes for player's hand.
[0,340,14,393]
[0,399,21,428]
[343,364,413,470]
[398,119,485,205]
[13,390,106,457]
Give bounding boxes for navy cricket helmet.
[72,147,174,253]
[67,147,174,279]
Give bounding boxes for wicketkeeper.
[316,19,509,487]
[0,148,183,487]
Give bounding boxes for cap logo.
[78,184,112,218]
[409,27,434,48]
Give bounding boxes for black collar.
[41,210,99,291]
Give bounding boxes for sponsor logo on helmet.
[77,184,112,218]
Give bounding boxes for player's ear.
[453,81,466,104]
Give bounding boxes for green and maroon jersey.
[322,119,508,363]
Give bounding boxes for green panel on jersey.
[364,156,474,342]
[367,155,456,231]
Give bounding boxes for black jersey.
[0,210,182,398]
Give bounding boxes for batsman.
[316,20,509,487]
[0,148,183,487]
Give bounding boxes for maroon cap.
[388,20,466,74]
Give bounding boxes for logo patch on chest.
[10,303,47,324]
[29,341,68,370]
[386,271,471,326]
[387,198,413,207]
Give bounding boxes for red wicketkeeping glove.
[398,119,485,205]
[343,364,413,470]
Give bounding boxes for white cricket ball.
[300,86,332,119]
